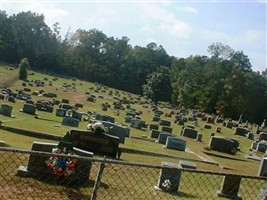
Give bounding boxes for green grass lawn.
[0,65,265,176]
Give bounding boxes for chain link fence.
[0,147,266,200]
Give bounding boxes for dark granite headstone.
[162,126,173,133]
[70,129,120,158]
[209,136,235,154]
[156,162,182,192]
[22,103,36,115]
[159,119,171,127]
[217,174,242,200]
[149,124,159,130]
[157,132,172,144]
[259,132,267,141]
[56,108,67,117]
[182,128,198,139]
[165,137,186,151]
[101,121,130,144]
[151,129,161,139]
[234,127,249,136]
[62,117,79,127]
[0,104,12,116]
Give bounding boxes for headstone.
[234,127,249,136]
[152,116,161,122]
[217,174,242,200]
[87,97,96,102]
[259,132,267,141]
[45,105,53,113]
[157,132,173,144]
[101,121,130,144]
[95,114,115,123]
[70,129,120,158]
[17,141,93,185]
[74,103,83,108]
[125,115,132,123]
[60,103,73,110]
[226,121,233,129]
[165,137,186,151]
[62,99,69,104]
[182,128,198,139]
[130,119,142,129]
[162,126,173,133]
[258,157,267,177]
[216,127,221,133]
[0,104,12,116]
[204,124,212,129]
[251,142,258,150]
[256,143,267,153]
[156,162,182,192]
[195,133,202,142]
[149,124,159,130]
[159,119,171,127]
[247,132,254,140]
[56,108,67,117]
[62,117,79,127]
[177,120,184,126]
[206,117,213,123]
[209,136,236,154]
[72,111,83,121]
[22,103,36,115]
[7,96,15,102]
[150,129,161,139]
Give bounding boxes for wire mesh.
[0,147,266,200]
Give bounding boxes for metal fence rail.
[0,147,266,200]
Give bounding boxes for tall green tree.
[143,66,172,105]
[18,58,30,80]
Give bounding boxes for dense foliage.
[0,11,266,124]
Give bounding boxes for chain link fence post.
[91,156,106,200]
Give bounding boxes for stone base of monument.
[17,141,94,186]
[217,191,242,200]
[179,160,197,169]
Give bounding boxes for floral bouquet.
[46,131,76,176]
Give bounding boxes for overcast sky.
[1,0,266,72]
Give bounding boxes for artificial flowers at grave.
[46,131,76,176]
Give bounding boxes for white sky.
[1,0,266,72]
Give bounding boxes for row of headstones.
[149,124,173,134]
[157,159,267,198]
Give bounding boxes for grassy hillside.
[0,65,265,176]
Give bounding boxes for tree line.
[1,11,267,124]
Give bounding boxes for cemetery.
[0,65,266,199]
